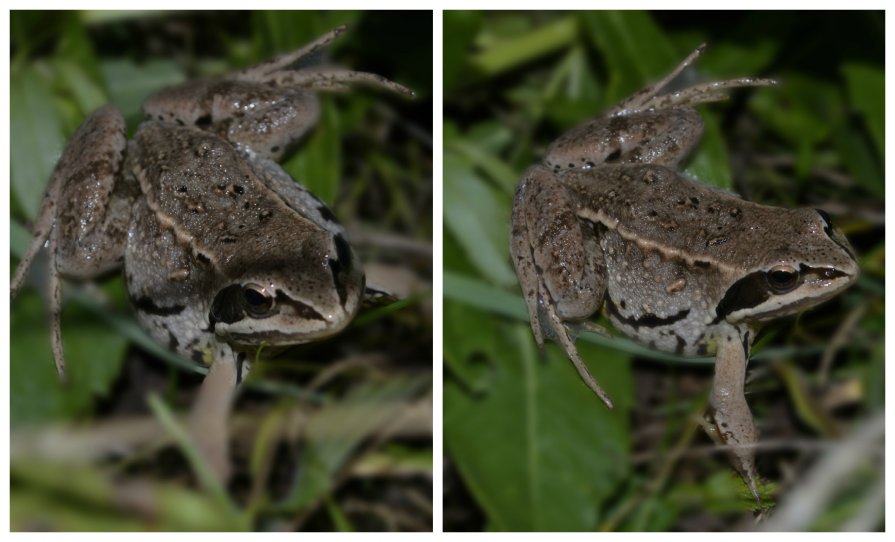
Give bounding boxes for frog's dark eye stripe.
[712,272,771,323]
[209,284,249,325]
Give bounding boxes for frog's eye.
[765,265,799,294]
[242,283,275,317]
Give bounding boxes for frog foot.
[232,25,414,98]
[610,43,776,116]
[538,282,614,408]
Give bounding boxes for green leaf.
[54,59,107,114]
[10,292,128,427]
[684,111,733,190]
[582,11,679,104]
[283,100,341,205]
[10,65,66,219]
[445,310,632,531]
[841,63,884,158]
[470,16,578,77]
[443,149,517,287]
[100,59,185,124]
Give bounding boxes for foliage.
[443,10,883,531]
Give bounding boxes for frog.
[10,25,413,480]
[509,44,859,501]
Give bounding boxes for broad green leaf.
[470,16,578,77]
[10,292,128,427]
[54,59,107,114]
[10,65,66,219]
[445,307,632,531]
[100,58,185,123]
[443,150,516,287]
[582,11,679,105]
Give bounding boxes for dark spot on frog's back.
[195,114,212,128]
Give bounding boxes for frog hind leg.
[545,108,705,171]
[709,326,761,503]
[11,105,132,378]
[231,25,413,98]
[142,26,410,163]
[609,43,776,116]
[510,165,613,408]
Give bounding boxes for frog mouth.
[214,317,352,346]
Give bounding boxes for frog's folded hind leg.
[11,105,131,379]
[539,282,614,408]
[510,165,613,407]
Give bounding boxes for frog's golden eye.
[242,283,275,317]
[765,265,799,294]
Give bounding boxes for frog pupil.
[243,285,273,315]
[767,268,798,293]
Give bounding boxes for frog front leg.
[510,165,613,407]
[707,323,761,502]
[11,105,136,377]
[141,25,412,162]
[188,347,243,483]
